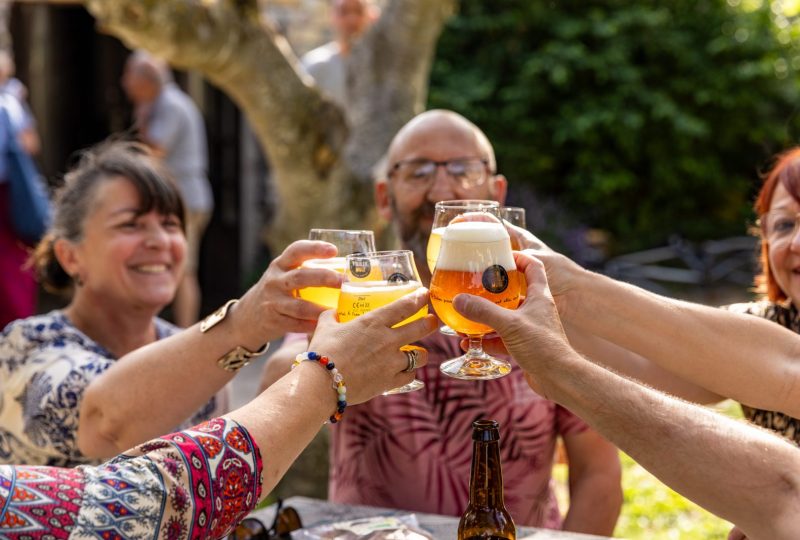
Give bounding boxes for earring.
[73,274,84,287]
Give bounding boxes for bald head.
[386,110,496,177]
[376,110,507,282]
[121,50,171,105]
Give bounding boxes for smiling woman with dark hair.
[0,140,364,467]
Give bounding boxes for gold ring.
[402,348,419,373]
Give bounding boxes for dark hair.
[32,140,185,294]
[753,147,800,302]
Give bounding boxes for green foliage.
[429,1,800,252]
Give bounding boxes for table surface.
[249,496,613,539]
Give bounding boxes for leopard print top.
[724,301,800,445]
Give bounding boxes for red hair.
[754,147,800,302]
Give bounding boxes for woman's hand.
[452,251,574,395]
[309,288,438,404]
[233,241,344,347]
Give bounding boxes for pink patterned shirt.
[328,332,588,528]
[0,417,262,539]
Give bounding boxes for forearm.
[259,336,309,392]
[564,322,724,404]
[79,318,257,458]
[561,472,622,535]
[538,350,800,539]
[225,361,332,495]
[566,270,800,415]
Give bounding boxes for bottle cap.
[472,419,500,441]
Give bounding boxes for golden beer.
[426,227,445,272]
[297,257,346,309]
[337,280,428,327]
[430,221,522,336]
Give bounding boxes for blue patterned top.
[0,310,227,467]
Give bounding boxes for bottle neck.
[468,439,505,508]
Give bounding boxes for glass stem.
[467,335,484,358]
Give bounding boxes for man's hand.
[453,251,574,395]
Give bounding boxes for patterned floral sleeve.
[0,417,263,539]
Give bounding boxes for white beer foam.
[303,257,346,270]
[341,280,421,294]
[437,222,515,271]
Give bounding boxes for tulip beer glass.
[297,229,375,309]
[430,214,522,380]
[338,250,427,393]
[428,201,500,337]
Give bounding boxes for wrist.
[200,299,270,372]
[226,297,272,351]
[292,352,348,424]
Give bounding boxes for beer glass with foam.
[338,250,428,394]
[297,229,375,309]
[430,214,522,380]
[429,201,500,337]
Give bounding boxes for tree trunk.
[83,0,455,250]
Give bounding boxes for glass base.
[383,378,425,395]
[439,324,459,337]
[440,353,511,380]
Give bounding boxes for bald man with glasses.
[261,110,622,535]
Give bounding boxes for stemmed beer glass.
[430,213,523,380]
[297,229,375,309]
[337,250,428,394]
[428,201,500,336]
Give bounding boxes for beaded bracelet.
[292,351,347,423]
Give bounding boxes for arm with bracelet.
[1,290,437,538]
[77,240,347,460]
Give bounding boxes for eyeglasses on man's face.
[227,500,302,540]
[388,157,492,191]
[761,210,800,245]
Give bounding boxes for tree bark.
[83,0,455,249]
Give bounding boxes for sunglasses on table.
[227,499,303,540]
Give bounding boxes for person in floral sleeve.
[1,279,435,538]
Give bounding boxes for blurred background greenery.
[430,0,800,255]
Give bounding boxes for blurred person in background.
[121,50,213,327]
[0,50,39,328]
[302,0,379,112]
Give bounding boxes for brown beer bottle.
[458,420,516,540]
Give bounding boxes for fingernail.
[453,294,469,311]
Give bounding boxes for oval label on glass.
[387,272,409,284]
[350,258,372,278]
[482,265,509,293]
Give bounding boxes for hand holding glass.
[430,214,523,380]
[337,250,427,394]
[297,229,376,309]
